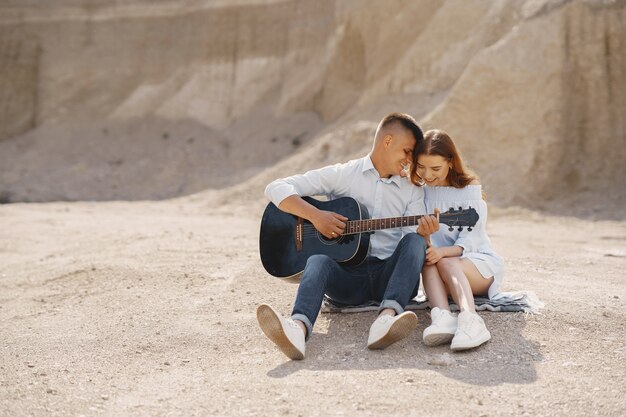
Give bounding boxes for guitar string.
[289,207,472,236]
[298,215,467,237]
[298,221,421,237]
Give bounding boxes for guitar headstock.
[438,206,479,231]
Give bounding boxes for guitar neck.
[344,215,425,235]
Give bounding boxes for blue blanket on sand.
[321,291,543,314]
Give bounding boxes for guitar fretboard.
[344,215,424,235]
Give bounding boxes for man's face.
[383,131,416,177]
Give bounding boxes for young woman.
[410,129,504,350]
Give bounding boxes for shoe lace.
[459,312,482,332]
[377,315,392,324]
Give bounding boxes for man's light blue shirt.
[264,155,426,260]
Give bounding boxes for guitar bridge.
[295,217,303,251]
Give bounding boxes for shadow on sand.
[267,310,542,386]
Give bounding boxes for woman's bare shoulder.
[469,179,481,185]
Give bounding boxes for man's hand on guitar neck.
[416,209,439,239]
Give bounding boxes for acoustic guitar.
[259,196,479,279]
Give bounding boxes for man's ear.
[384,134,393,148]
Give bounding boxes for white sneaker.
[423,307,458,346]
[367,311,418,350]
[450,311,491,351]
[256,304,306,360]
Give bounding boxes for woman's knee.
[437,258,463,280]
[436,257,460,273]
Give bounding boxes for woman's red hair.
[410,129,479,188]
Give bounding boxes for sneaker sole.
[423,331,455,347]
[450,330,491,351]
[256,305,304,360]
[368,313,418,350]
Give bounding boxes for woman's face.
[415,154,452,186]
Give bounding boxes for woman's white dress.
[424,185,504,299]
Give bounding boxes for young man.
[258,113,438,360]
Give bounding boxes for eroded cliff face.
[422,0,626,211]
[0,0,624,214]
[0,1,331,129]
[0,0,340,200]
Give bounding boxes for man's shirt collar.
[363,155,404,187]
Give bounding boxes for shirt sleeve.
[401,185,426,236]
[454,199,488,254]
[264,162,352,207]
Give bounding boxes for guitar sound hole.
[317,232,353,245]
[318,232,339,245]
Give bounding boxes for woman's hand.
[425,246,445,265]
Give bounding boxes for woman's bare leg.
[421,264,458,346]
[436,257,495,350]
[435,257,494,312]
[459,258,494,296]
[422,264,451,310]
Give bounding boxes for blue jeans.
[291,233,427,339]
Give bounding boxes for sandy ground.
[1,198,625,417]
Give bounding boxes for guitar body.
[259,196,370,279]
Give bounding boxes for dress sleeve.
[264,162,351,207]
[454,199,488,254]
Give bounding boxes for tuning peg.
[458,206,463,210]
[449,207,454,212]
[468,227,473,231]
[448,226,454,232]
[458,226,463,231]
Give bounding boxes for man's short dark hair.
[379,112,424,142]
